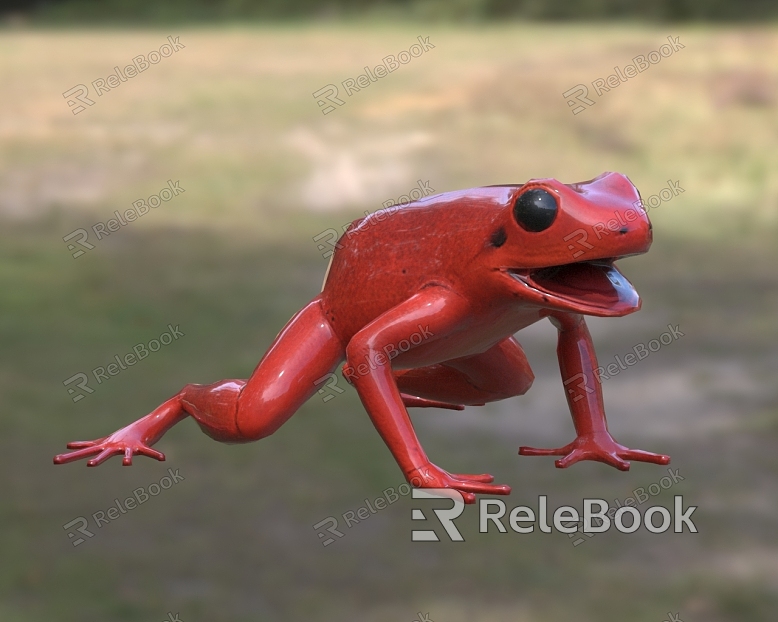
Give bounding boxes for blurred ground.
[1,24,777,622]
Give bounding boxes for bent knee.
[181,380,251,444]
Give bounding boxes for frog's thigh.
[395,337,534,406]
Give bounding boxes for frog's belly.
[388,305,543,369]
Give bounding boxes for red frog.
[55,171,669,503]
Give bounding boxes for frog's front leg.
[519,313,670,470]
[346,285,511,504]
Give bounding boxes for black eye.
[513,188,558,232]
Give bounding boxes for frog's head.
[488,172,651,317]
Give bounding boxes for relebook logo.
[411,490,698,542]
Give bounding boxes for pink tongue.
[532,263,636,309]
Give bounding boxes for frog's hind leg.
[54,297,345,466]
[187,297,345,442]
[395,336,534,407]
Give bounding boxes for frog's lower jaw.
[505,260,641,317]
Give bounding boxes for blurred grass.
[1,23,778,622]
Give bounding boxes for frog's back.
[319,185,514,341]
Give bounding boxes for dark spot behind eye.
[490,227,507,247]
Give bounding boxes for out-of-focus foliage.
[2,0,778,23]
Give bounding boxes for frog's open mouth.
[507,259,640,316]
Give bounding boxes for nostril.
[619,226,628,235]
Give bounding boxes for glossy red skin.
[54,172,670,504]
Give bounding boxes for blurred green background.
[1,2,778,621]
